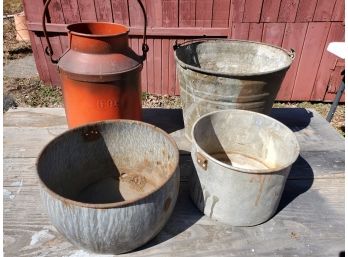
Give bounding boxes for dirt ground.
[3,1,345,136]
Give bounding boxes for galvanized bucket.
[37,120,180,254]
[190,109,300,226]
[174,39,295,140]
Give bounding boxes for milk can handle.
[42,0,149,64]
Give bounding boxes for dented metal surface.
[190,110,300,226]
[36,120,180,254]
[175,39,294,140]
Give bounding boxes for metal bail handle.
[42,0,149,64]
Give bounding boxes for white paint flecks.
[19,148,26,152]
[3,189,15,199]
[11,179,24,194]
[64,250,114,257]
[30,229,55,246]
[11,180,23,187]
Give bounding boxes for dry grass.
[3,77,63,108]
[3,0,23,15]
[3,19,32,64]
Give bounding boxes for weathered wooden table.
[4,108,344,257]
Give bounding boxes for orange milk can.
[42,0,148,128]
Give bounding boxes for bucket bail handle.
[42,0,149,64]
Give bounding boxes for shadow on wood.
[133,182,204,252]
[271,108,314,132]
[143,108,184,133]
[276,155,314,214]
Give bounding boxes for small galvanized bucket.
[190,109,300,226]
[37,120,180,254]
[174,39,295,140]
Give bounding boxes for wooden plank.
[22,0,44,22]
[295,0,318,22]
[195,0,214,27]
[324,70,344,102]
[161,39,170,95]
[248,23,263,42]
[230,23,249,40]
[154,39,163,94]
[3,127,66,158]
[291,22,330,101]
[77,0,97,21]
[3,177,344,256]
[162,0,179,27]
[27,22,229,36]
[29,32,50,83]
[4,158,39,187]
[94,0,113,22]
[169,39,177,95]
[331,0,344,21]
[111,0,130,25]
[40,35,62,86]
[270,108,344,151]
[243,0,263,23]
[261,23,286,46]
[278,0,300,22]
[60,0,81,23]
[129,0,145,27]
[59,35,69,54]
[230,0,246,22]
[313,0,337,21]
[4,107,344,159]
[277,23,307,101]
[179,0,196,27]
[146,38,155,94]
[311,22,344,101]
[146,0,162,27]
[175,39,185,95]
[261,0,282,22]
[212,0,230,27]
[3,108,67,127]
[47,0,65,24]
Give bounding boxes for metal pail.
[37,120,180,254]
[174,39,295,140]
[190,109,300,226]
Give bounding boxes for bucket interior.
[192,110,299,173]
[37,121,178,205]
[67,22,129,36]
[175,40,292,76]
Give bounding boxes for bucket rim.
[191,109,300,174]
[67,22,130,38]
[174,39,294,78]
[36,119,180,209]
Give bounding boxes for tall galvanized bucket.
[190,109,300,226]
[174,39,295,140]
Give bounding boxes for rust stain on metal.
[120,173,147,192]
[163,197,172,212]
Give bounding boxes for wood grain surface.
[4,108,345,256]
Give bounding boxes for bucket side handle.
[196,152,208,170]
[42,0,149,64]
[289,48,296,60]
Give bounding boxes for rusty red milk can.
[42,0,148,128]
